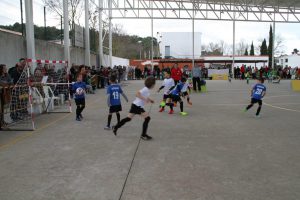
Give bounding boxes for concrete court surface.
[0,79,300,200]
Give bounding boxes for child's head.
[181,77,187,83]
[76,73,83,82]
[145,76,156,89]
[110,75,117,83]
[164,71,171,78]
[258,77,264,84]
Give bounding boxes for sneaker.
[141,134,153,140]
[180,112,188,116]
[112,126,117,136]
[76,117,81,121]
[243,108,247,113]
[104,126,111,130]
[159,108,165,112]
[168,110,174,114]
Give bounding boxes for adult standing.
[0,64,12,128]
[192,65,202,92]
[171,64,182,85]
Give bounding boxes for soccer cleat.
[168,110,174,114]
[243,108,247,113]
[180,112,188,116]
[141,134,153,140]
[255,115,261,118]
[104,126,111,130]
[159,107,165,112]
[76,116,81,121]
[160,101,166,107]
[112,126,117,136]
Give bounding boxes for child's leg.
[246,99,256,111]
[256,100,262,116]
[113,113,134,135]
[141,112,151,137]
[116,112,120,123]
[79,99,85,115]
[75,99,81,118]
[107,113,112,127]
[180,100,184,112]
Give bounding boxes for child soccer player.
[170,77,188,116]
[72,73,87,121]
[181,79,192,106]
[105,75,128,130]
[157,71,175,114]
[244,78,266,117]
[112,77,156,140]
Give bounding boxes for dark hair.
[144,76,156,88]
[259,77,265,83]
[110,75,117,83]
[19,58,26,62]
[164,71,171,75]
[76,73,82,79]
[181,77,187,82]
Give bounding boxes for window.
[285,59,288,63]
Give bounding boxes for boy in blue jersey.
[72,74,87,121]
[244,78,267,117]
[105,75,128,130]
[170,77,188,116]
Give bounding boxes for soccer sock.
[142,116,151,136]
[107,114,112,127]
[76,105,81,117]
[180,102,183,112]
[187,97,190,103]
[246,104,253,110]
[169,103,174,111]
[115,117,131,129]
[116,112,120,123]
[256,106,262,116]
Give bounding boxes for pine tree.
[250,42,255,55]
[260,39,268,55]
[244,48,249,56]
[268,25,273,67]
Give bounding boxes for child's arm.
[121,93,129,102]
[107,95,111,107]
[157,86,164,93]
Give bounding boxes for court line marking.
[263,102,300,113]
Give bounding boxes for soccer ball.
[76,87,84,95]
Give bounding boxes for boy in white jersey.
[157,71,175,114]
[181,75,192,106]
[112,77,156,140]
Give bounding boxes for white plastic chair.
[43,86,60,112]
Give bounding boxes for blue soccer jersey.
[107,84,123,106]
[72,82,86,99]
[252,83,266,100]
[171,82,184,96]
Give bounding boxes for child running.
[244,78,266,117]
[72,74,87,121]
[105,75,128,130]
[170,77,188,116]
[181,76,193,106]
[112,77,156,140]
[157,71,175,114]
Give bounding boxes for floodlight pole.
[98,0,103,67]
[63,0,70,65]
[84,0,90,66]
[272,15,276,69]
[109,0,113,67]
[24,0,36,73]
[151,0,154,72]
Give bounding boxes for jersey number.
[112,92,119,99]
[254,88,263,95]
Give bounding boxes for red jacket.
[171,67,182,81]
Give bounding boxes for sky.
[1,0,300,56]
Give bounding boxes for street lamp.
[138,40,142,60]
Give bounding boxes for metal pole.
[84,0,90,66]
[25,0,36,73]
[99,0,103,67]
[20,0,24,36]
[151,0,154,72]
[109,0,113,67]
[192,2,195,69]
[272,15,276,69]
[60,15,63,44]
[63,0,70,64]
[232,14,236,76]
[44,6,46,40]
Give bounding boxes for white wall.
[277,54,300,68]
[160,32,202,59]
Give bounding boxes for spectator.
[192,65,202,92]
[171,64,182,85]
